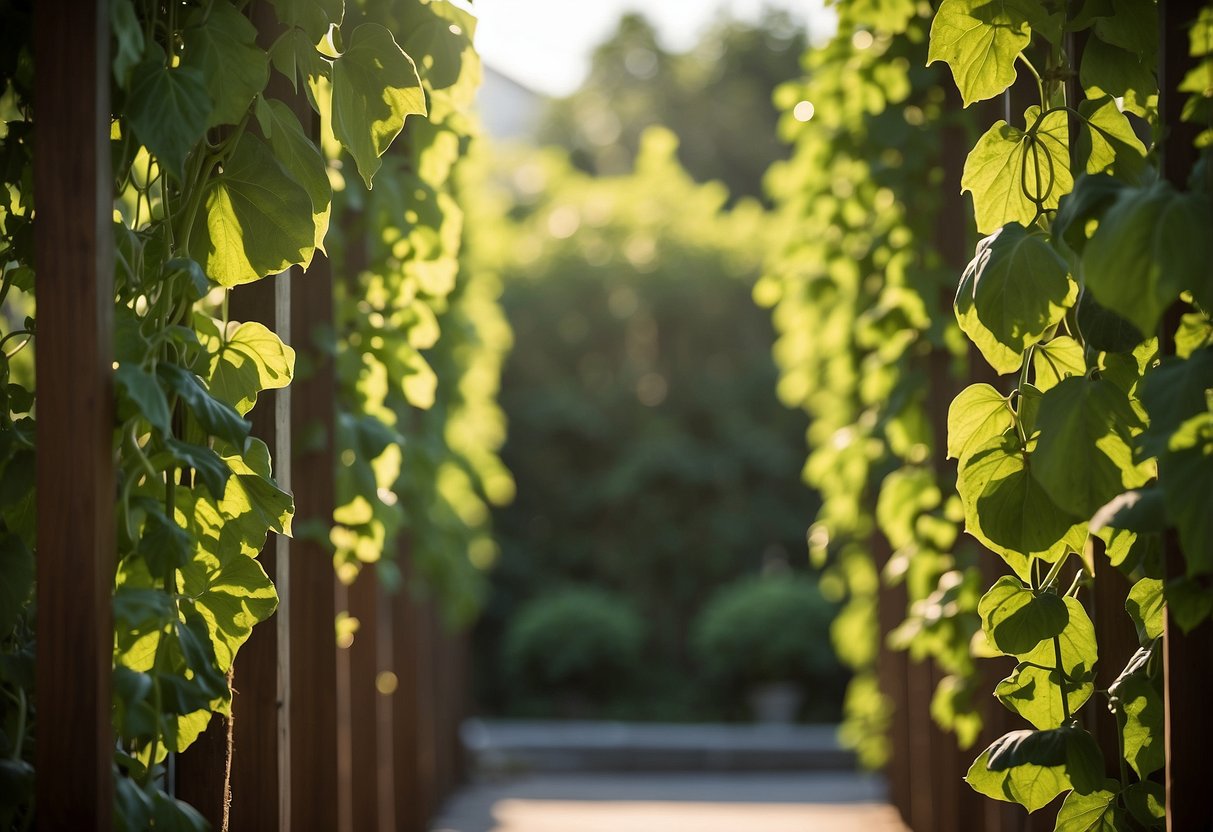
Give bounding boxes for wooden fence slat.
[1158,2,1213,829]
[339,563,383,832]
[875,538,912,825]
[33,1,115,828]
[227,272,293,829]
[288,245,340,828]
[391,553,440,832]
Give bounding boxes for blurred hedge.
[466,131,833,720]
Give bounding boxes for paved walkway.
[461,719,853,771]
[429,772,907,832]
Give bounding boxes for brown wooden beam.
[339,563,383,832]
[288,247,340,828]
[1158,1,1213,829]
[33,1,115,828]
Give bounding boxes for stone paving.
[429,771,908,832]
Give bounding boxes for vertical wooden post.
[33,1,114,828]
[226,270,293,829]
[1158,2,1213,830]
[391,554,438,832]
[338,563,383,832]
[288,246,340,828]
[875,538,912,825]
[376,582,398,831]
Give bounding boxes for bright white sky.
[470,0,837,97]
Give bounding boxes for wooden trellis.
[32,2,470,830]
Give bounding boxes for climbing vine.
[763,0,984,767]
[0,0,502,827]
[930,0,1212,825]
[327,0,512,623]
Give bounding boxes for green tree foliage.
[468,129,821,719]
[541,11,806,201]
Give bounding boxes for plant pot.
[747,681,803,724]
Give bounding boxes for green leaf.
[181,3,269,128]
[927,0,1036,107]
[270,0,344,41]
[1080,37,1156,119]
[110,0,144,85]
[1055,786,1127,832]
[979,576,1069,655]
[157,363,250,445]
[1110,673,1164,778]
[966,746,1070,812]
[164,438,232,500]
[996,663,1093,730]
[1175,312,1213,358]
[206,321,296,416]
[957,435,1087,578]
[1076,293,1147,354]
[876,466,940,550]
[260,98,332,249]
[219,441,294,539]
[1022,595,1099,682]
[1155,412,1213,572]
[150,791,209,832]
[183,553,277,673]
[269,26,334,101]
[1031,376,1148,518]
[1052,174,1127,259]
[1122,781,1165,829]
[398,0,477,90]
[189,133,316,287]
[1033,336,1086,392]
[956,223,1077,374]
[962,107,1073,235]
[986,726,1104,795]
[1094,0,1158,64]
[1165,576,1213,631]
[165,257,210,301]
[948,383,1014,460]
[331,24,426,188]
[115,364,171,435]
[1082,182,1213,336]
[1076,96,1147,182]
[1126,577,1164,641]
[1138,350,1213,459]
[0,534,32,636]
[137,508,193,580]
[125,58,211,180]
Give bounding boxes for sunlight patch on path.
[471,799,904,832]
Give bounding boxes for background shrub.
[501,587,646,710]
[691,575,845,718]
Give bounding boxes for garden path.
[429,771,907,832]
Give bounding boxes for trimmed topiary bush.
[502,587,646,709]
[691,575,843,714]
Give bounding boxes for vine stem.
[1017,53,1045,106]
[1053,634,1071,722]
[1039,553,1068,591]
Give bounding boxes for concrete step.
[461,719,856,774]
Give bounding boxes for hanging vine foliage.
[930,0,1212,825]
[763,0,984,768]
[770,0,1213,826]
[0,0,505,827]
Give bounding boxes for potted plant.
[691,574,842,723]
[502,586,646,716]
